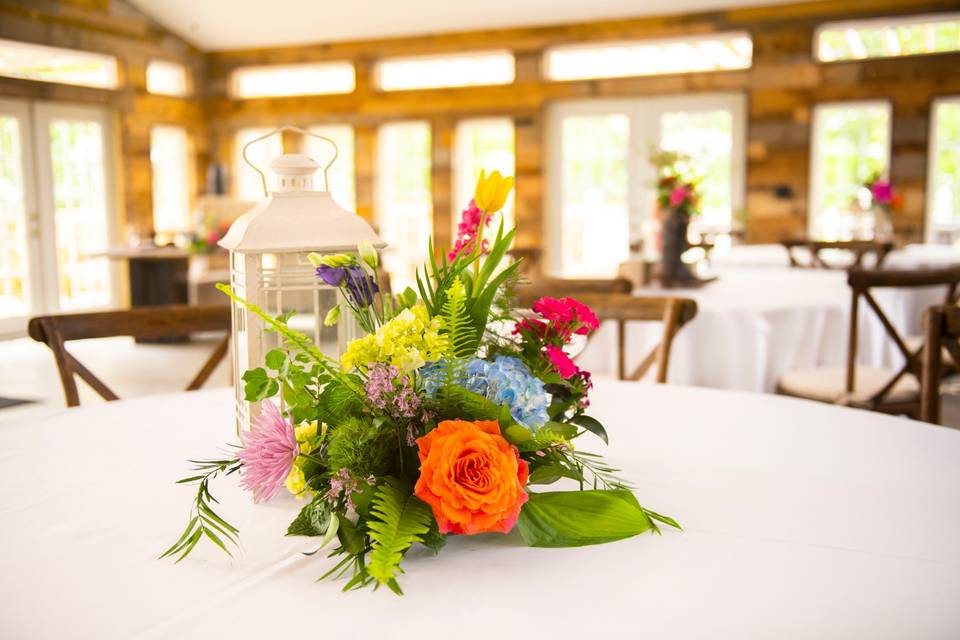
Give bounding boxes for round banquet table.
[578,266,950,392]
[2,383,960,638]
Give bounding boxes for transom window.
[816,13,960,61]
[0,38,118,89]
[146,60,190,97]
[375,51,514,91]
[230,62,356,98]
[544,32,752,81]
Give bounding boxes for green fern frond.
[440,276,477,359]
[366,478,434,595]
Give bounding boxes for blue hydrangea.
[419,356,550,431]
[467,356,550,431]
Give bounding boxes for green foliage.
[287,495,333,537]
[569,414,609,445]
[517,490,653,548]
[366,478,434,595]
[440,276,477,358]
[160,457,241,562]
[326,416,397,478]
[241,367,278,401]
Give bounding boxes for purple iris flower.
[315,264,379,308]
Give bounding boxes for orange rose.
[414,419,529,535]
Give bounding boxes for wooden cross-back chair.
[780,240,894,270]
[778,266,960,417]
[920,304,960,425]
[516,281,697,383]
[28,305,232,408]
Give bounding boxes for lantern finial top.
[269,154,320,193]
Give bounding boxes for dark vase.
[660,207,697,287]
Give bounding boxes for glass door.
[33,102,118,313]
[0,99,40,336]
[0,101,118,335]
[547,93,746,277]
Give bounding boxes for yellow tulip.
[473,170,514,214]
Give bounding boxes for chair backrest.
[844,266,960,412]
[516,285,697,383]
[520,277,633,297]
[920,304,960,424]
[781,240,894,270]
[28,304,232,407]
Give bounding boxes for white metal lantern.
[220,126,385,432]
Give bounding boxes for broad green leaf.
[265,349,287,371]
[527,463,581,485]
[287,496,333,537]
[517,489,653,548]
[570,415,609,445]
[336,514,365,555]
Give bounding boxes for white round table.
[2,384,959,638]
[578,266,950,391]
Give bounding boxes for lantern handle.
[241,125,339,197]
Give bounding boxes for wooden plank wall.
[3,0,960,271]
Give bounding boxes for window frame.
[926,95,960,244]
[807,99,893,240]
[546,92,747,277]
[229,61,356,99]
[373,50,515,92]
[542,31,753,82]
[814,12,960,63]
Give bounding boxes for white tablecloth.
[2,385,959,638]
[579,267,949,392]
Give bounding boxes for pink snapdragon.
[238,400,299,503]
[448,200,492,261]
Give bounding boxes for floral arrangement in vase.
[651,149,702,218]
[189,214,232,254]
[163,171,678,595]
[858,173,902,241]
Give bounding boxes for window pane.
[146,60,190,97]
[0,38,118,89]
[660,110,733,232]
[453,118,514,235]
[235,128,283,201]
[811,103,891,240]
[150,126,192,234]
[0,114,30,319]
[929,98,960,244]
[305,125,355,212]
[230,62,355,98]
[376,52,514,91]
[545,33,752,81]
[817,13,960,61]
[49,119,112,310]
[557,115,629,277]
[377,122,432,291]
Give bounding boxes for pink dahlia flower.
[238,400,299,503]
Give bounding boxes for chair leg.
[187,334,231,391]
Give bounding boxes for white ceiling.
[130,0,796,51]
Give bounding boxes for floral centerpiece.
[163,171,678,595]
[650,149,704,286]
[859,173,901,241]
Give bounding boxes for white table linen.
[711,243,959,271]
[2,385,960,638]
[578,267,949,391]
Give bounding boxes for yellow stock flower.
[341,305,446,373]
[473,170,514,214]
